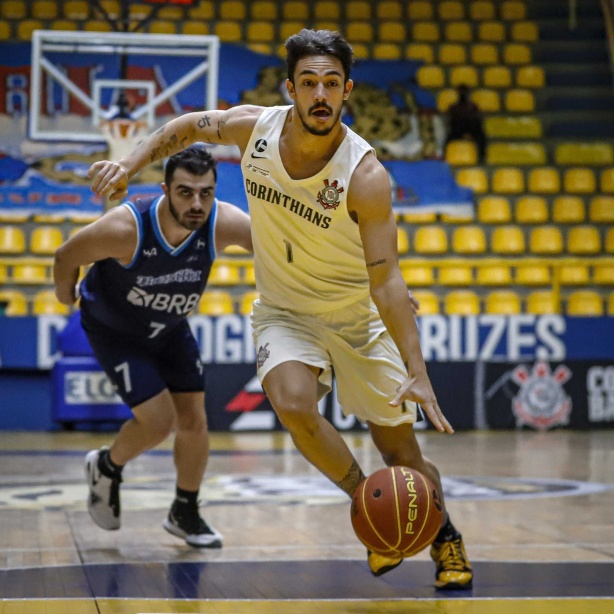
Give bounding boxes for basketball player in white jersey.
[88,29,472,590]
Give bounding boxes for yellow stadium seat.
[1,0,27,19]
[567,290,604,316]
[487,143,546,165]
[529,226,563,255]
[400,262,435,287]
[0,20,12,40]
[378,22,406,43]
[471,89,501,112]
[492,167,525,194]
[471,43,499,65]
[403,211,437,224]
[526,291,559,314]
[0,226,26,254]
[478,21,506,42]
[452,226,486,254]
[414,226,448,254]
[505,89,535,112]
[601,168,614,193]
[17,19,44,40]
[555,142,614,166]
[504,43,532,65]
[246,22,275,42]
[608,293,614,315]
[188,1,214,19]
[397,227,410,254]
[32,0,58,19]
[314,1,340,19]
[64,0,89,19]
[567,226,601,255]
[552,196,586,224]
[515,196,549,223]
[491,225,526,254]
[412,22,441,42]
[450,65,479,88]
[607,228,614,254]
[470,1,495,20]
[456,167,489,193]
[476,264,512,285]
[437,88,459,112]
[345,1,371,19]
[242,261,256,285]
[346,22,373,43]
[564,168,597,194]
[148,21,176,34]
[439,1,465,20]
[478,196,512,223]
[408,1,433,20]
[527,167,561,194]
[444,22,473,43]
[183,22,209,35]
[30,226,64,255]
[0,290,28,316]
[283,0,308,19]
[485,116,542,138]
[439,264,473,286]
[214,21,242,42]
[208,261,241,286]
[511,21,539,41]
[198,290,235,316]
[239,291,260,316]
[501,1,527,20]
[32,290,70,316]
[516,263,550,286]
[51,19,78,31]
[485,290,521,314]
[377,1,403,19]
[445,290,480,315]
[373,44,402,60]
[589,196,614,223]
[84,20,113,32]
[516,65,546,89]
[483,67,513,89]
[251,1,277,19]
[594,264,614,285]
[446,141,478,166]
[559,264,590,286]
[406,44,435,63]
[412,290,440,315]
[439,44,467,65]
[157,5,184,19]
[13,263,49,284]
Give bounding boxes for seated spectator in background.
[446,84,486,163]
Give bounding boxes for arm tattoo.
[198,114,211,128]
[367,259,387,267]
[335,460,366,498]
[150,133,189,163]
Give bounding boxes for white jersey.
[242,105,375,313]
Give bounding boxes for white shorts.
[251,296,418,426]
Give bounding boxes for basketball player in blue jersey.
[87,30,473,589]
[54,146,252,547]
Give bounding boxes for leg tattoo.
[335,460,366,498]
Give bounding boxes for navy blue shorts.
[81,318,205,408]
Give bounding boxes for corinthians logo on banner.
[511,361,572,430]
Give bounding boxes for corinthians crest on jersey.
[317,179,344,210]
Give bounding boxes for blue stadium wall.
[1,314,613,432]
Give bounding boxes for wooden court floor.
[0,428,613,613]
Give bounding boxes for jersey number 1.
[283,239,294,263]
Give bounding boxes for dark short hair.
[285,29,353,83]
[164,145,217,186]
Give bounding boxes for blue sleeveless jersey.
[80,195,217,340]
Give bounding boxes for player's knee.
[275,401,319,435]
[175,411,207,436]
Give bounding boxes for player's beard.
[296,101,342,136]
[168,195,207,231]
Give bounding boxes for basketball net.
[99,119,149,211]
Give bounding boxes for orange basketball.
[350,466,443,558]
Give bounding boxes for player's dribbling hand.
[88,160,129,202]
[389,375,454,434]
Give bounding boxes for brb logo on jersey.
[126,286,200,314]
[511,362,572,430]
[317,179,344,210]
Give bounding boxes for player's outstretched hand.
[88,160,129,202]
[389,374,454,434]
